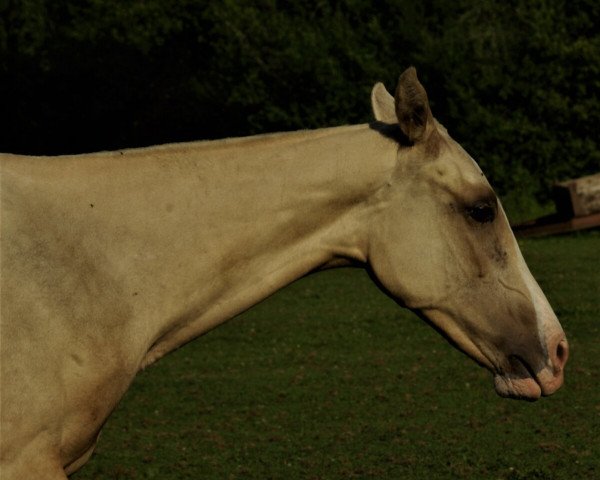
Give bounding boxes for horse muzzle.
[493,334,569,400]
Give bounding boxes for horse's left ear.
[371,82,397,124]
[394,67,433,144]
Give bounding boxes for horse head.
[368,67,568,400]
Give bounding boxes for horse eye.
[468,202,496,223]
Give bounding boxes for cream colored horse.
[0,68,568,478]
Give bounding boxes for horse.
[0,68,568,478]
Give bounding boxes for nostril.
[556,342,565,362]
[554,338,569,372]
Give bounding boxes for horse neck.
[47,125,396,368]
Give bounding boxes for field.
[74,233,599,480]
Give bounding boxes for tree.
[418,0,600,213]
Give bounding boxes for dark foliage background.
[1,0,598,216]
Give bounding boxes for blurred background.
[1,0,598,220]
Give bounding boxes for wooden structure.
[512,172,600,237]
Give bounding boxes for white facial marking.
[509,220,560,361]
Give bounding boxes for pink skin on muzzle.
[494,333,569,400]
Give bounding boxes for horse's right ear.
[394,67,433,144]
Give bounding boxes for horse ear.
[371,82,397,124]
[394,67,432,143]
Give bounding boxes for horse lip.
[492,355,543,401]
[509,354,540,384]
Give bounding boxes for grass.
[73,232,600,480]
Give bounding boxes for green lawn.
[74,232,600,480]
